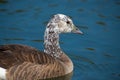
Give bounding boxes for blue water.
[0,0,120,80]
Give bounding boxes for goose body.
[0,14,82,80]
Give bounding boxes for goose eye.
[66,21,70,24]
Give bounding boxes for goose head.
[46,14,83,34]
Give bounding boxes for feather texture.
[0,14,83,80]
[0,44,73,80]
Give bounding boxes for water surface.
[0,0,120,80]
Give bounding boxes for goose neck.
[44,27,63,58]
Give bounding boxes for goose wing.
[0,44,67,79]
[6,61,66,80]
[0,44,54,69]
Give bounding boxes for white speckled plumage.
[0,14,83,80]
[0,67,6,80]
[44,14,82,58]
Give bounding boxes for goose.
[0,14,83,80]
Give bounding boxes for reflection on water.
[78,8,84,12]
[96,21,106,26]
[86,47,95,51]
[97,14,106,18]
[31,39,44,42]
[104,53,114,58]
[48,4,59,7]
[43,72,73,80]
[15,9,26,13]
[3,38,25,41]
[116,16,120,19]
[0,8,7,12]
[115,1,120,5]
[69,54,95,65]
[8,27,23,31]
[0,0,8,4]
[0,0,120,80]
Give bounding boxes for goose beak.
[72,25,83,34]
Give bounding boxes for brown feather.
[0,14,76,79]
[0,44,53,68]
[0,44,73,79]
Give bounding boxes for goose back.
[0,44,54,68]
[0,44,72,79]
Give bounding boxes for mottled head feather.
[47,14,76,33]
[44,14,82,58]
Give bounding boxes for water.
[0,0,120,80]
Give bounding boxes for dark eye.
[66,21,70,24]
